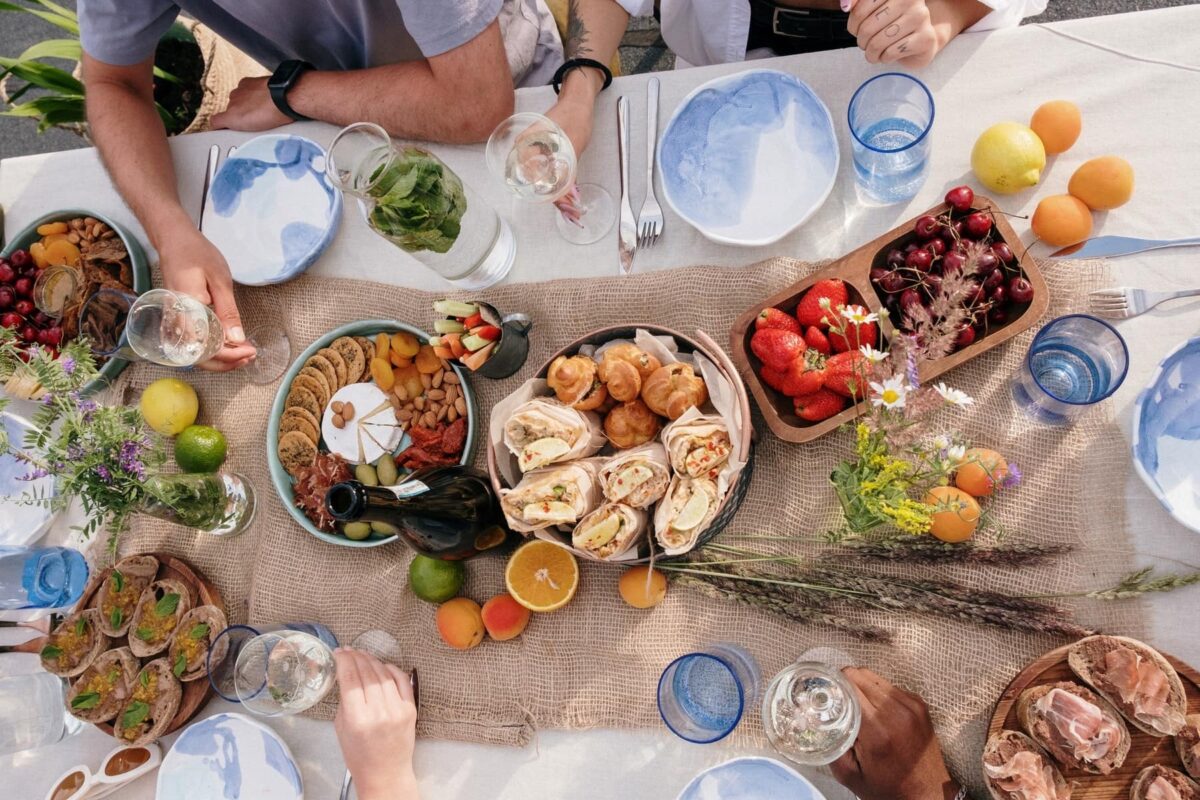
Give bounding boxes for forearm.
[356,768,420,800]
[558,0,630,108]
[926,0,991,45]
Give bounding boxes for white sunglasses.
[44,743,162,800]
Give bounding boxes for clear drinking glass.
[0,672,71,755]
[762,656,861,766]
[1011,314,1129,425]
[485,112,614,245]
[208,622,340,702]
[326,122,515,290]
[32,264,81,319]
[141,472,256,538]
[658,643,761,744]
[233,630,337,716]
[848,73,935,205]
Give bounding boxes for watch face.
[271,60,303,90]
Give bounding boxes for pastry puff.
[604,398,662,449]
[598,344,662,403]
[641,363,708,420]
[547,354,608,411]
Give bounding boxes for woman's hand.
[847,0,990,67]
[831,667,961,800]
[333,648,420,800]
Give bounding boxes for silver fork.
[636,77,663,248]
[1088,286,1200,319]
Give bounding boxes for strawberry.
[781,351,826,397]
[824,350,869,398]
[829,305,879,353]
[804,325,831,355]
[755,307,802,334]
[793,389,847,422]
[750,328,806,371]
[794,279,849,328]
[759,365,786,392]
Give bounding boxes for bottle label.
[386,480,430,499]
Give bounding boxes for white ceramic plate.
[0,411,57,546]
[676,756,826,800]
[1131,336,1200,532]
[658,69,839,247]
[157,712,303,800]
[205,134,342,286]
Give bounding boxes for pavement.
[1,0,1194,162]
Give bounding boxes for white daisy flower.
[869,376,909,410]
[933,382,974,407]
[931,434,951,451]
[818,296,832,310]
[859,345,887,363]
[947,444,967,461]
[840,306,879,326]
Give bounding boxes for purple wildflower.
[1001,462,1022,489]
[42,393,55,406]
[95,464,112,483]
[905,346,920,389]
[67,443,84,460]
[118,439,146,479]
[78,399,97,414]
[19,468,49,481]
[61,356,76,375]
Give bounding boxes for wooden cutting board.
[988,643,1200,799]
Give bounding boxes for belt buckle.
[772,6,812,38]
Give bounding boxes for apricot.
[394,364,423,398]
[480,594,531,641]
[955,448,1009,498]
[391,331,421,358]
[374,332,391,362]
[29,241,49,269]
[435,597,485,650]
[1068,156,1134,211]
[43,239,81,267]
[369,357,395,390]
[388,350,412,368]
[1031,194,1092,248]
[1029,100,1081,155]
[924,486,981,543]
[36,221,68,236]
[618,566,668,609]
[414,345,441,374]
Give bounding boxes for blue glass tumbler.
[848,73,935,205]
[1011,314,1129,425]
[658,643,761,744]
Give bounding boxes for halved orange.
[505,540,579,612]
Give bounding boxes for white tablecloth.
[3,6,1200,798]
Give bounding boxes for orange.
[618,566,668,609]
[954,448,1009,498]
[505,540,580,612]
[924,486,980,543]
[1068,156,1134,211]
[1031,195,1093,248]
[1029,100,1081,155]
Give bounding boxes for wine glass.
[761,648,861,766]
[485,112,614,245]
[233,630,337,716]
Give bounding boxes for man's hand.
[211,76,293,132]
[158,228,255,371]
[333,648,420,800]
[831,667,961,800]
[847,0,990,67]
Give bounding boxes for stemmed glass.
[761,648,861,766]
[485,112,614,245]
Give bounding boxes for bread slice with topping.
[1068,635,1187,737]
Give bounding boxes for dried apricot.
[388,350,412,368]
[374,333,391,362]
[36,221,68,236]
[43,239,82,267]
[415,345,441,374]
[29,241,49,269]
[391,332,420,358]
[369,357,395,390]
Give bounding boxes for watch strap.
[269,59,312,121]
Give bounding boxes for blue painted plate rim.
[675,756,825,800]
[1130,335,1200,533]
[156,711,303,800]
[208,133,342,287]
[656,68,840,248]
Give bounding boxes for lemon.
[672,491,711,532]
[140,378,199,436]
[971,122,1046,194]
[174,425,227,472]
[409,555,465,603]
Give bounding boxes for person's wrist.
[285,69,321,122]
[356,767,419,800]
[144,207,199,254]
[560,67,605,102]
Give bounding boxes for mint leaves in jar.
[366,147,466,255]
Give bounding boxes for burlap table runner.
[111,257,1139,792]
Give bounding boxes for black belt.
[747,0,858,55]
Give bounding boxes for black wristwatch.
[268,59,313,121]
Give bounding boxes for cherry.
[956,325,977,349]
[880,271,907,294]
[942,251,967,275]
[9,250,30,269]
[1008,276,1034,304]
[925,238,947,257]
[0,263,13,283]
[964,212,992,239]
[922,273,944,298]
[990,241,1015,265]
[966,282,987,306]
[870,267,889,284]
[900,288,924,311]
[990,285,1008,305]
[940,223,959,245]
[988,305,1010,325]
[13,277,33,297]
[945,186,975,214]
[0,312,22,329]
[975,251,999,272]
[983,268,1005,291]
[14,299,34,316]
[0,287,12,310]
[904,241,921,254]
[952,220,966,239]
[42,326,63,346]
[19,324,37,343]
[33,311,52,327]
[886,248,906,268]
[906,248,933,272]
[914,214,940,240]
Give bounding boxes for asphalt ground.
[1,1,1194,160]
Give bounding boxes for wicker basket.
[486,325,755,564]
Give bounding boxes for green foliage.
[367,147,467,254]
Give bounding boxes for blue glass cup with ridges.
[658,643,761,743]
[1011,314,1129,425]
[848,73,935,205]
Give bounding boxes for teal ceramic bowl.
[267,319,479,548]
[1,209,151,395]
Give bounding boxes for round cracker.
[355,336,376,365]
[277,430,318,477]
[306,354,339,392]
[298,366,331,403]
[280,408,320,445]
[292,373,330,409]
[332,337,367,384]
[284,384,322,420]
[318,347,349,387]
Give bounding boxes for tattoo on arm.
[565,0,592,58]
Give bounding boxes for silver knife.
[616,95,637,275]
[1050,234,1200,259]
[198,143,220,233]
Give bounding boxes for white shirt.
[615,0,1049,68]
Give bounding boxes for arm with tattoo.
[546,0,630,156]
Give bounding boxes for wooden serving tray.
[78,552,225,740]
[987,643,1200,799]
[729,195,1050,443]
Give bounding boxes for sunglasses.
[44,743,161,800]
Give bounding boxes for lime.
[140,378,199,436]
[408,555,465,603]
[175,425,228,472]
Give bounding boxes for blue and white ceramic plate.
[158,712,303,800]
[205,134,341,286]
[658,69,839,247]
[0,411,57,546]
[677,757,825,800]
[1132,336,1200,533]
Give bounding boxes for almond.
[413,396,425,411]
[436,404,448,421]
[454,397,466,416]
[341,402,355,421]
[420,372,433,390]
[332,414,345,429]
[447,405,458,422]
[393,384,409,402]
[426,389,445,401]
[443,371,460,385]
[431,370,444,388]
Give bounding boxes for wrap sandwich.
[503,398,605,473]
[91,554,159,637]
[128,579,193,658]
[654,475,720,555]
[598,443,670,509]
[662,414,733,479]
[572,503,647,560]
[500,460,601,533]
[40,608,111,678]
[167,605,228,682]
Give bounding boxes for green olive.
[375,456,399,486]
[343,522,372,541]
[370,521,400,536]
[354,463,379,487]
